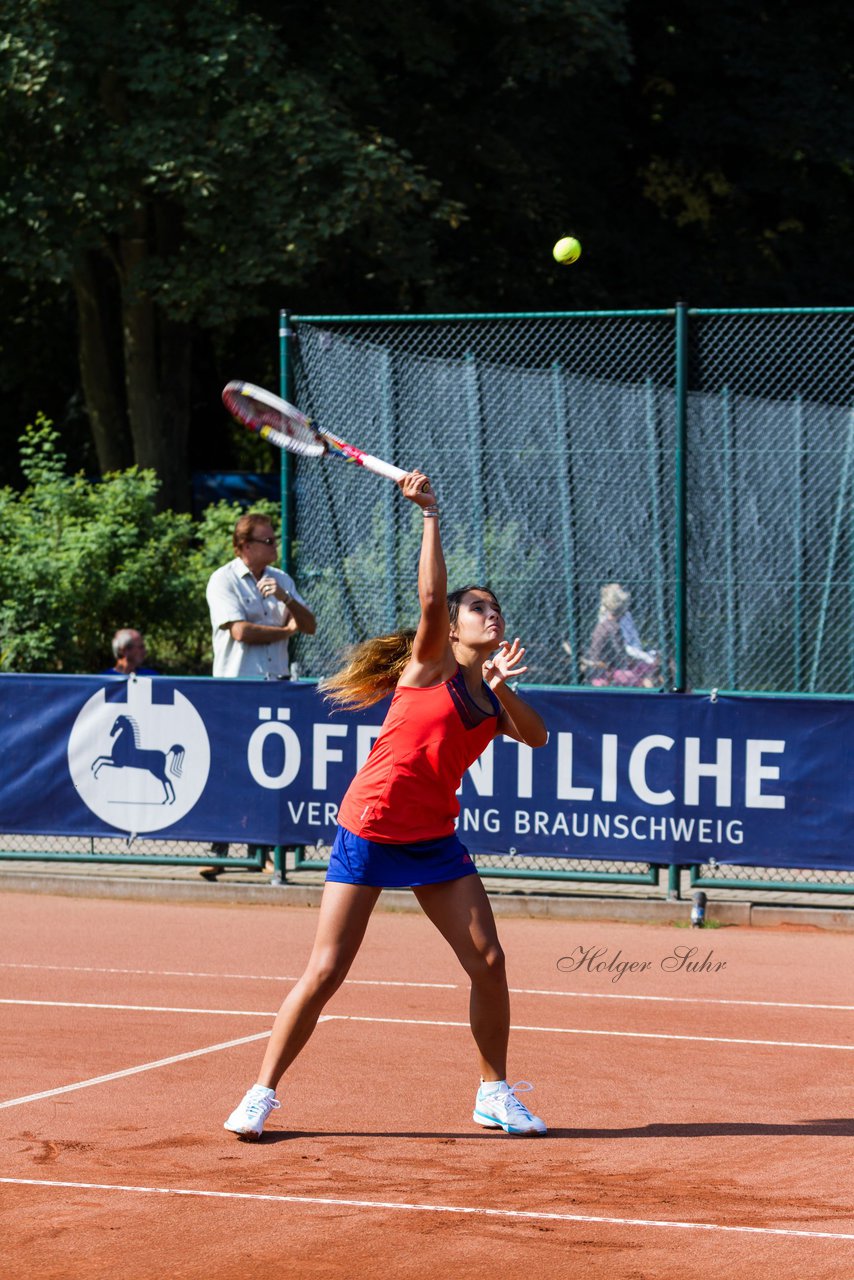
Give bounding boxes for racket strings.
[259,421,325,459]
[224,388,325,458]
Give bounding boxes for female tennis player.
[224,470,549,1139]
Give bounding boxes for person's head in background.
[111,628,148,674]
[232,512,278,580]
[598,583,631,620]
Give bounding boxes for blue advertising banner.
[0,674,851,869]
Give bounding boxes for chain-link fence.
[281,307,854,696]
[0,834,271,870]
[691,860,854,897]
[7,307,850,888]
[687,311,854,693]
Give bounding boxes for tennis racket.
[222,381,408,483]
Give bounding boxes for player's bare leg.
[413,873,509,1078]
[258,881,381,1086]
[225,882,379,1137]
[413,874,546,1135]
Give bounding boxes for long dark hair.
[321,629,417,709]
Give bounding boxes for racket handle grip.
[353,453,409,483]
[362,456,430,493]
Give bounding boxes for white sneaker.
[224,1085,281,1139]
[473,1081,547,1135]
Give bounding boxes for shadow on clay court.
[243,1118,854,1144]
[240,1129,553,1144]
[562,1118,854,1139]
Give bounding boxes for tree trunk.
[159,316,192,513]
[120,229,190,511]
[153,201,191,513]
[71,253,131,473]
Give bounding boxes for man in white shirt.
[206,512,316,679]
[201,512,316,880]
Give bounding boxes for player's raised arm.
[397,471,453,679]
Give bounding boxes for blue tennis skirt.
[326,824,477,889]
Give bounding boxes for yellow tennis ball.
[553,236,581,265]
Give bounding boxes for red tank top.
[337,668,501,842]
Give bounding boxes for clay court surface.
[1,891,852,1279]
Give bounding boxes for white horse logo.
[68,680,210,833]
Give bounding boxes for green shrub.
[0,415,278,674]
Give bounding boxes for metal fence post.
[792,396,804,690]
[551,361,579,684]
[464,352,487,582]
[644,377,668,685]
[667,862,681,900]
[850,455,854,695]
[276,308,298,883]
[809,407,854,691]
[720,385,737,688]
[379,350,398,629]
[673,302,688,691]
[279,308,295,575]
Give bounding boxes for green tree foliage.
[273,0,634,310]
[0,0,458,505]
[0,416,275,673]
[321,0,853,309]
[626,3,854,303]
[1,0,852,506]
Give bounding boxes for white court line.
[0,998,275,1017]
[1,1178,852,1241]
[2,962,851,1012]
[0,1030,275,1109]
[0,963,455,990]
[2,999,852,1054]
[511,988,854,1013]
[327,1014,854,1053]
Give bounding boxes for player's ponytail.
[321,629,416,709]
